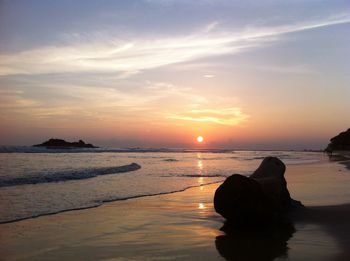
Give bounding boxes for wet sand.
[1,160,350,260]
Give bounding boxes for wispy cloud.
[167,107,249,126]
[0,15,349,76]
[0,78,247,128]
[0,84,155,122]
[0,90,40,109]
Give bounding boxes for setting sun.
[197,136,204,143]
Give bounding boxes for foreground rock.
[325,128,350,152]
[34,138,98,148]
[214,157,301,224]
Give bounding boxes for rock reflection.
[215,221,295,261]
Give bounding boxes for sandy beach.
[1,159,350,261]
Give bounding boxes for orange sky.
[0,1,349,149]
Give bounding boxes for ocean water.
[0,148,323,223]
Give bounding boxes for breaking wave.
[0,163,141,187]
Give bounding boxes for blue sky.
[0,0,349,149]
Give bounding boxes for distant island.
[33,138,98,148]
[325,128,350,152]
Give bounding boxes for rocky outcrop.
[325,128,350,152]
[250,157,291,210]
[34,138,97,148]
[214,157,300,224]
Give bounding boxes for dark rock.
[250,157,291,210]
[214,157,300,224]
[33,138,98,148]
[214,174,273,224]
[325,128,350,152]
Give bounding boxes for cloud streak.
[0,15,349,76]
[167,107,249,126]
[0,77,248,129]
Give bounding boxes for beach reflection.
[198,177,204,185]
[197,153,204,185]
[198,203,205,209]
[197,153,203,173]
[197,160,203,170]
[215,222,295,261]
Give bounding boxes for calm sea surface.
[0,148,323,223]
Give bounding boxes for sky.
[0,0,349,149]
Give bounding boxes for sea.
[0,147,324,224]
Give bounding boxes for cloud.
[167,107,249,126]
[0,90,40,109]
[0,83,156,122]
[0,14,349,76]
[0,78,247,128]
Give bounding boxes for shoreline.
[0,181,223,225]
[1,160,350,260]
[0,156,340,225]
[0,158,347,225]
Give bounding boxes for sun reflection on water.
[197,160,203,170]
[198,177,204,185]
[196,152,204,185]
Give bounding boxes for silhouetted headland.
[33,138,98,148]
[214,157,303,225]
[325,128,350,153]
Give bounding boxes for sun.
[197,136,204,143]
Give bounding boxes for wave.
[178,174,227,177]
[197,157,227,160]
[161,174,228,178]
[0,181,222,224]
[242,156,266,161]
[0,163,141,187]
[286,159,321,165]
